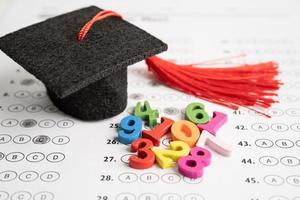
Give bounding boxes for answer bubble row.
[7,104,58,113]
[0,191,54,200]
[269,195,300,200]
[127,106,181,117]
[222,38,293,45]
[255,139,300,149]
[251,123,300,132]
[0,119,74,128]
[129,80,165,88]
[267,108,300,117]
[229,48,297,56]
[248,107,300,117]
[128,93,197,102]
[0,134,70,145]
[259,156,300,166]
[0,170,60,182]
[14,90,47,99]
[115,193,204,200]
[0,152,65,163]
[117,172,202,184]
[264,174,300,187]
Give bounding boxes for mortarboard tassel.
[78,10,282,117]
[145,56,281,117]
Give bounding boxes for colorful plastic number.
[129,138,155,169]
[151,141,190,169]
[196,130,232,156]
[198,111,227,136]
[134,101,159,128]
[185,102,209,125]
[142,117,174,146]
[178,147,211,179]
[171,120,200,147]
[118,115,142,145]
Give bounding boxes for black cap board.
[0,6,168,120]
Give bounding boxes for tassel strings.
[146,56,281,117]
[78,10,122,41]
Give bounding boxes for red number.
[129,138,155,169]
[142,117,174,146]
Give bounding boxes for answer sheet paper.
[0,0,300,200]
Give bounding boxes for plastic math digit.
[185,102,210,124]
[134,101,159,128]
[142,117,174,146]
[178,147,212,179]
[198,111,227,136]
[171,120,200,147]
[129,138,155,169]
[118,115,142,145]
[151,141,190,169]
[197,130,232,156]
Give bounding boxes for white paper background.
[0,1,299,200]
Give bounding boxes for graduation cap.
[0,6,167,120]
[0,6,281,119]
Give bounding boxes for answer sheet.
[0,0,299,200]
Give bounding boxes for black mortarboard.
[0,6,167,120]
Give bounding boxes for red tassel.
[145,56,282,117]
